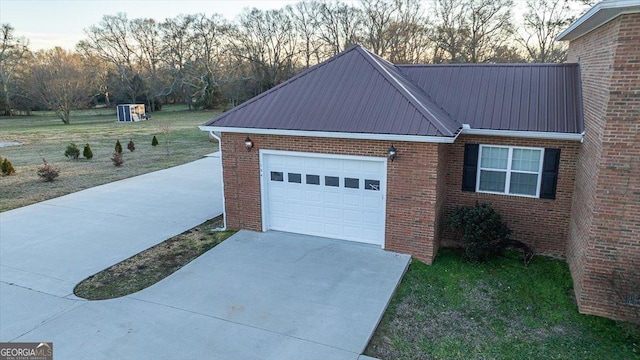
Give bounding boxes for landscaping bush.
[83,143,93,159]
[127,139,135,152]
[64,143,80,159]
[111,152,124,167]
[151,135,159,147]
[115,140,123,154]
[36,158,59,182]
[1,157,16,176]
[450,202,511,262]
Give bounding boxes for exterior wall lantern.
[244,137,254,151]
[388,145,397,161]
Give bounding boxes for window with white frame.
[477,145,544,197]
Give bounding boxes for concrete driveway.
[1,155,410,359]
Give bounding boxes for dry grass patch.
[74,216,235,300]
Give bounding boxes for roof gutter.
[199,126,456,143]
[457,124,584,142]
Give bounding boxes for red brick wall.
[220,133,442,264]
[442,135,580,257]
[567,13,640,323]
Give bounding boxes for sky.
[0,0,302,50]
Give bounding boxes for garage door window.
[325,176,339,187]
[271,171,283,181]
[345,178,359,189]
[288,173,302,183]
[365,179,380,191]
[306,174,320,185]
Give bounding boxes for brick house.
[201,1,639,323]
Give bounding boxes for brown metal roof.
[204,45,460,137]
[398,64,584,134]
[205,46,583,137]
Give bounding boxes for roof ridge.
[207,45,362,126]
[356,47,459,136]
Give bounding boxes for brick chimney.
[558,0,640,323]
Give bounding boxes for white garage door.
[261,151,386,246]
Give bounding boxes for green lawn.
[366,250,639,359]
[0,105,220,211]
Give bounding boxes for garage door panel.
[306,205,323,217]
[324,223,342,235]
[363,211,381,225]
[264,153,385,246]
[343,193,361,206]
[324,208,342,220]
[324,192,341,205]
[323,158,341,171]
[363,196,381,208]
[305,189,323,203]
[305,221,323,233]
[287,188,304,201]
[343,226,361,238]
[343,209,361,222]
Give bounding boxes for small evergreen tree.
[83,143,93,159]
[1,157,16,176]
[115,140,123,154]
[127,139,135,152]
[151,135,159,147]
[64,143,80,159]
[111,152,124,167]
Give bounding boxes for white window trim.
[476,145,545,198]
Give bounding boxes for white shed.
[117,104,147,122]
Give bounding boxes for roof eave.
[199,126,456,143]
[557,0,640,41]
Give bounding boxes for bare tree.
[518,0,573,62]
[317,1,364,56]
[29,48,95,124]
[161,14,196,107]
[360,0,399,57]
[0,24,30,116]
[77,13,143,103]
[189,13,231,109]
[289,1,324,68]
[386,0,433,63]
[430,0,515,63]
[232,8,298,94]
[130,18,170,111]
[466,0,514,63]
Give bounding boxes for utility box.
[117,104,146,122]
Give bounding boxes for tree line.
[0,0,589,124]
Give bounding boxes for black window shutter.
[540,148,561,199]
[462,144,479,192]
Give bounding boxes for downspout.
[209,130,228,231]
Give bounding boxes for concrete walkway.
[1,155,409,359]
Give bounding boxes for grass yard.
[0,105,220,211]
[366,250,639,360]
